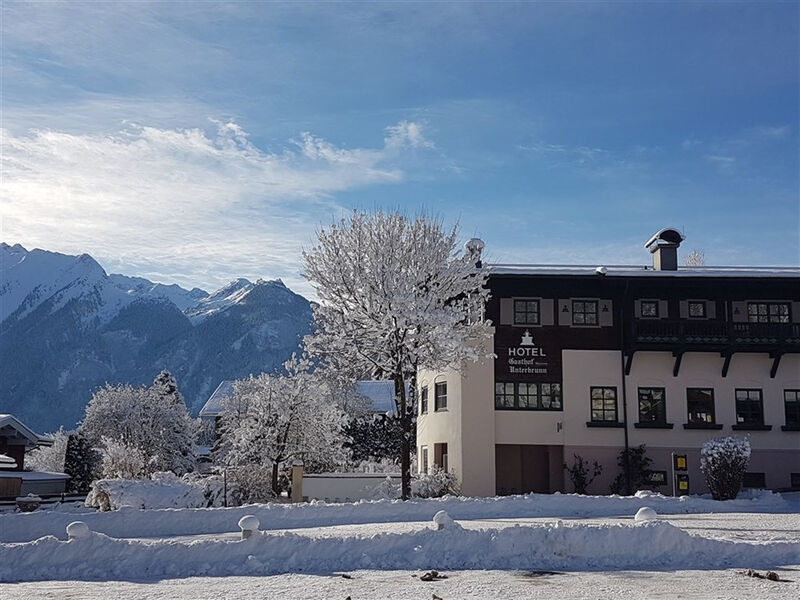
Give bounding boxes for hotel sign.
[496,329,560,381]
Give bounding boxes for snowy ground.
[3,567,799,600]
[1,491,798,598]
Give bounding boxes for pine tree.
[64,432,100,493]
[153,370,183,405]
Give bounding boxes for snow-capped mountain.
[0,243,313,431]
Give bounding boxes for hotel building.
[417,229,800,496]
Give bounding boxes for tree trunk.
[395,373,411,500]
[271,461,280,497]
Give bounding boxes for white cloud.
[0,120,433,297]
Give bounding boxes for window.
[742,472,766,489]
[784,390,800,428]
[434,442,448,471]
[514,299,540,325]
[687,388,716,425]
[494,382,515,409]
[572,300,598,325]
[791,473,800,489]
[638,387,667,424]
[747,302,790,323]
[590,387,618,422]
[420,446,429,474]
[688,301,706,318]
[420,386,428,415]
[735,389,764,427]
[641,300,659,318]
[434,382,447,411]
[494,382,562,410]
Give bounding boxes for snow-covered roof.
[0,414,46,447]
[355,380,407,415]
[0,470,70,480]
[489,264,800,279]
[198,381,236,419]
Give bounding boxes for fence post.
[291,460,304,503]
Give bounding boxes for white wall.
[301,474,401,502]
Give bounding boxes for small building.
[418,229,800,497]
[0,414,69,498]
[198,380,236,422]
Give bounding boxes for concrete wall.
[301,474,401,502]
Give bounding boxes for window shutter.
[599,300,613,326]
[731,301,747,323]
[634,300,642,318]
[707,301,716,319]
[792,302,800,324]
[558,299,572,326]
[500,298,513,325]
[679,301,689,319]
[541,299,555,325]
[659,300,669,319]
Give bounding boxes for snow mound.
[432,510,456,530]
[635,507,658,522]
[1,520,798,582]
[85,473,215,511]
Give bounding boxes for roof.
[489,264,800,279]
[0,470,70,481]
[355,380,407,415]
[198,380,235,418]
[0,414,46,447]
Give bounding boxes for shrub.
[700,437,751,500]
[564,454,602,495]
[610,444,652,495]
[412,467,461,498]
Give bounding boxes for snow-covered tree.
[152,370,183,405]
[700,436,751,500]
[217,357,350,497]
[684,249,706,266]
[303,211,492,498]
[81,379,196,478]
[25,427,69,473]
[99,437,149,479]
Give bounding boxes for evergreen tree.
[345,413,406,464]
[64,432,100,493]
[153,370,183,405]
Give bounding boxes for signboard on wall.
[494,327,561,381]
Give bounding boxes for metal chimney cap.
[644,227,685,249]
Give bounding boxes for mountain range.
[0,243,313,432]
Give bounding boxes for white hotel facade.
[417,230,800,496]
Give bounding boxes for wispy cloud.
[0,120,436,296]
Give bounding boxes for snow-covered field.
[1,491,798,598]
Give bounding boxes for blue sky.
[2,2,798,297]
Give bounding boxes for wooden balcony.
[629,320,800,350]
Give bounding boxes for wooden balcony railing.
[630,320,800,348]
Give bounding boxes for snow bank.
[1,520,798,582]
[1,489,794,544]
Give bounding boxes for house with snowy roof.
[199,379,401,421]
[0,414,69,498]
[418,228,800,497]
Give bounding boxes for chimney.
[644,228,685,271]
